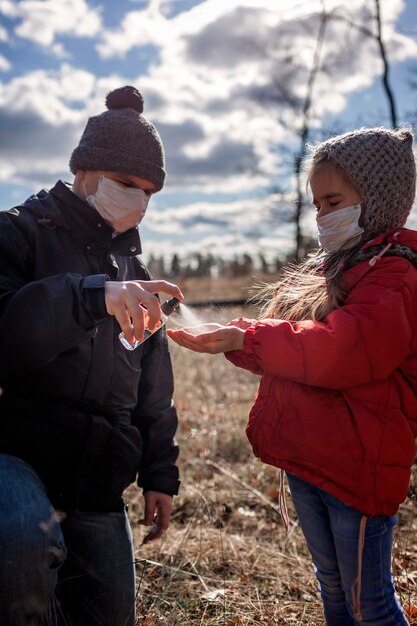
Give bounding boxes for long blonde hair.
[257,247,359,322]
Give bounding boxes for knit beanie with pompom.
[309,127,416,239]
[69,86,166,191]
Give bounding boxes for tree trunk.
[374,0,398,128]
[293,2,328,260]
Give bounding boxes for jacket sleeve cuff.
[224,325,263,375]
[81,274,110,323]
[139,474,181,496]
[243,325,257,354]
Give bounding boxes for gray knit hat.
[310,127,416,238]
[69,86,166,191]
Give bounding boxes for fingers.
[179,323,224,335]
[104,283,136,341]
[141,491,173,544]
[165,330,187,348]
[166,328,223,353]
[123,283,163,333]
[166,328,202,350]
[142,523,162,544]
[167,324,225,340]
[138,518,162,544]
[227,317,256,330]
[114,302,139,343]
[137,280,184,302]
[105,280,183,339]
[130,293,160,334]
[141,507,170,544]
[167,326,245,353]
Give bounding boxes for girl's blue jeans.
[0,454,136,625]
[287,472,409,625]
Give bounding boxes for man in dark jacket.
[0,85,182,625]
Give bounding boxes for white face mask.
[84,174,150,233]
[317,204,364,253]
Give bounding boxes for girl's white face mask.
[84,174,150,233]
[316,204,364,253]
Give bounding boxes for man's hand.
[167,324,245,354]
[105,280,183,344]
[140,491,173,545]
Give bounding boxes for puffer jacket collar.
[360,227,417,253]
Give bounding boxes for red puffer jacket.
[226,229,417,516]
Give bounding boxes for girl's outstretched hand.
[167,323,245,354]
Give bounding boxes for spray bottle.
[119,296,181,350]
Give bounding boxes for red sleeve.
[224,349,263,375]
[241,258,417,389]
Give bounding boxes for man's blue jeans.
[287,472,409,625]
[0,454,136,625]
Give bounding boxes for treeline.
[147,251,286,279]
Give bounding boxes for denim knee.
[0,455,66,622]
[316,569,345,596]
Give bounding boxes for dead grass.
[179,274,276,304]
[125,304,417,626]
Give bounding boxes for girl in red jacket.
[168,127,417,625]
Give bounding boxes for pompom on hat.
[309,127,416,238]
[69,86,166,191]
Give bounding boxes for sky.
[0,0,417,265]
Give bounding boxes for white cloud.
[0,24,8,42]
[94,0,417,194]
[50,42,71,60]
[2,0,412,194]
[0,66,104,189]
[0,65,98,124]
[143,192,297,261]
[1,0,102,47]
[0,1,15,18]
[0,54,10,71]
[141,225,299,265]
[96,3,173,59]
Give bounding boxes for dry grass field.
[125,287,417,626]
[175,274,276,304]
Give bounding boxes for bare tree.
[291,0,400,258]
[374,0,398,128]
[246,0,400,260]
[332,0,398,128]
[293,0,328,260]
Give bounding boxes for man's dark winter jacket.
[0,181,180,512]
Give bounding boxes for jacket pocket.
[76,414,143,512]
[248,381,364,482]
[289,386,364,481]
